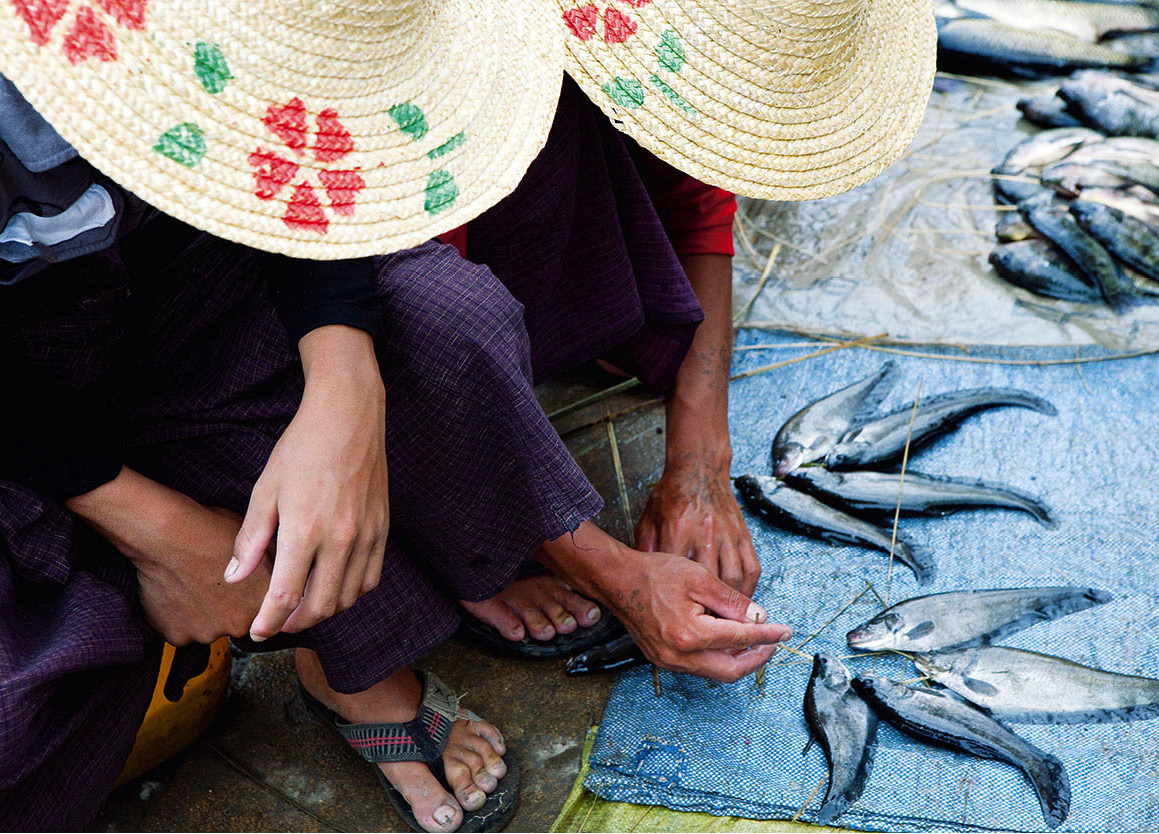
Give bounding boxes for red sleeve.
[633,150,736,257]
[438,225,468,258]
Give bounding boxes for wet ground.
[93,368,668,832]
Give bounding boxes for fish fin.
[802,734,815,757]
[962,677,1000,697]
[894,539,936,586]
[983,587,1112,644]
[1029,753,1071,830]
[849,362,900,424]
[905,621,936,641]
[993,703,1159,725]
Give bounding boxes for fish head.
[846,612,905,650]
[912,652,946,679]
[811,653,852,693]
[772,440,809,478]
[851,673,910,704]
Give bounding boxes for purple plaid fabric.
[0,77,700,829]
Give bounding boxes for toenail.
[477,773,497,790]
[560,615,576,627]
[465,790,484,806]
[435,805,457,825]
[587,607,601,622]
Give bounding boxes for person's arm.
[228,256,389,641]
[631,155,761,595]
[66,467,271,645]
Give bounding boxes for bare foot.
[297,650,508,832]
[461,573,602,642]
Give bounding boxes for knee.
[375,241,529,380]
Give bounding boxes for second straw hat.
[556,0,937,201]
[0,0,563,259]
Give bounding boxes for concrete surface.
[92,368,667,833]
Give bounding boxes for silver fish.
[1017,94,1084,128]
[955,0,1159,42]
[915,646,1159,723]
[846,587,1112,652]
[1059,70,1159,138]
[784,468,1055,526]
[938,17,1150,76]
[804,654,878,825]
[852,675,1071,830]
[993,127,1103,204]
[1079,186,1159,228]
[770,363,897,478]
[825,387,1058,470]
[734,475,935,585]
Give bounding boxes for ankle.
[297,650,423,724]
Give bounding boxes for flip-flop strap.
[333,671,460,766]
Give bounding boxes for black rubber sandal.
[454,608,625,660]
[299,671,519,832]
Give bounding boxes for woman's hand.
[635,458,761,596]
[229,325,389,641]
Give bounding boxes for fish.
[825,387,1058,470]
[803,654,878,825]
[989,239,1105,303]
[734,474,934,585]
[954,0,1159,43]
[995,211,1039,242]
[915,646,1159,723]
[564,632,645,676]
[846,586,1113,653]
[1040,160,1138,194]
[1016,94,1084,128]
[992,127,1103,204]
[770,363,897,478]
[784,468,1055,526]
[1079,186,1159,228]
[937,18,1151,77]
[1058,70,1159,137]
[1020,193,1140,312]
[1044,137,1159,194]
[1070,197,1159,283]
[1107,30,1159,58]
[851,675,1071,830]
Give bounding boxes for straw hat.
[0,1,563,259]
[556,0,937,201]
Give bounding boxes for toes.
[468,717,507,758]
[508,601,556,641]
[559,590,602,627]
[543,602,577,634]
[386,762,463,833]
[466,599,525,641]
[444,757,487,812]
[461,730,507,780]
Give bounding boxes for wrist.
[299,325,382,388]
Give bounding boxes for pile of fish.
[806,586,1159,828]
[989,72,1159,312]
[935,0,1159,77]
[733,362,1057,585]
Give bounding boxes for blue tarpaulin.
[585,330,1159,832]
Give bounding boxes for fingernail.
[435,805,457,825]
[587,607,601,622]
[249,631,267,643]
[224,558,240,581]
[778,631,793,643]
[746,603,767,624]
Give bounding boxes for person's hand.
[635,460,761,596]
[229,325,389,641]
[135,505,273,645]
[537,522,791,682]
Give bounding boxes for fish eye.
[882,613,904,632]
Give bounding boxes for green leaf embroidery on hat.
[154,123,206,167]
[428,132,466,161]
[425,169,459,214]
[194,42,231,94]
[650,75,695,115]
[602,77,645,110]
[389,103,430,142]
[655,30,686,73]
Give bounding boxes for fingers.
[229,485,278,584]
[635,518,659,553]
[689,570,768,624]
[281,545,348,634]
[716,537,745,593]
[690,614,793,651]
[248,527,315,642]
[685,644,779,683]
[738,535,761,598]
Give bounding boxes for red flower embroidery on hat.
[10,0,149,64]
[561,1,647,44]
[249,99,366,234]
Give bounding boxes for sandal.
[299,671,519,833]
[455,607,625,660]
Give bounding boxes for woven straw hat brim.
[558,0,937,201]
[1,1,563,259]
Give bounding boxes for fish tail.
[894,539,936,586]
[852,361,900,422]
[1001,390,1058,417]
[1027,753,1071,830]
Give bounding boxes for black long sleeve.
[265,254,386,347]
